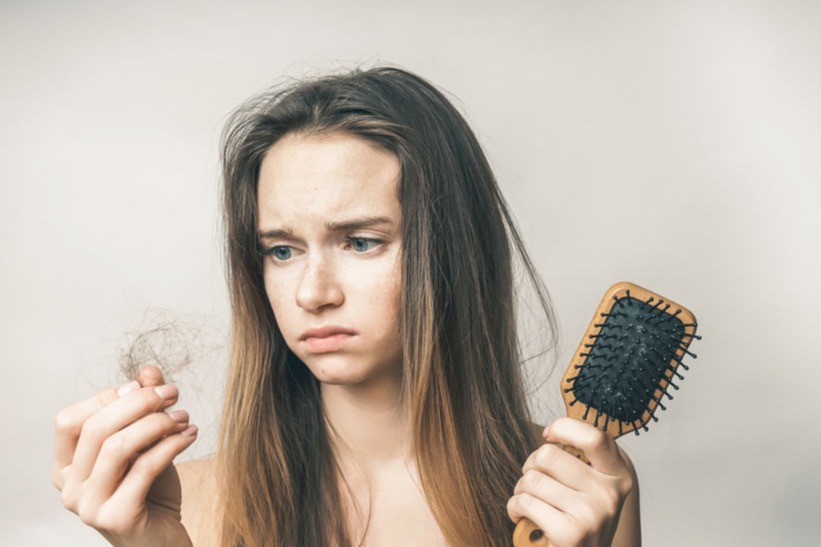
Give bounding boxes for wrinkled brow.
[257,216,395,239]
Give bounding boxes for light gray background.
[2,1,819,545]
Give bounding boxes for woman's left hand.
[507,417,640,547]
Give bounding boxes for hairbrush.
[512,281,699,546]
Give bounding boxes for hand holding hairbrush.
[512,282,699,547]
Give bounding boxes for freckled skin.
[257,132,404,390]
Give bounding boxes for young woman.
[52,67,640,547]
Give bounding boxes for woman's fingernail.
[167,409,189,423]
[116,381,140,398]
[181,424,198,436]
[154,384,179,400]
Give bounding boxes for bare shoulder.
[617,444,638,476]
[177,457,220,547]
[178,457,216,499]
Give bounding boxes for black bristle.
[569,293,694,429]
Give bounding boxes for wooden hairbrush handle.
[512,516,549,547]
[512,282,698,547]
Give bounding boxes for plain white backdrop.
[2,0,819,545]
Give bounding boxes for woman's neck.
[321,372,411,466]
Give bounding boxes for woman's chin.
[305,357,400,390]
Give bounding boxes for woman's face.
[257,132,403,388]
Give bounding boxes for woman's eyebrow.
[325,216,395,232]
[257,216,395,240]
[257,226,295,240]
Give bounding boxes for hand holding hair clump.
[52,309,206,547]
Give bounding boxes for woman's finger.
[83,410,191,506]
[514,467,579,515]
[67,385,179,486]
[53,367,165,490]
[111,425,198,509]
[136,365,165,388]
[52,382,139,487]
[507,492,571,544]
[521,441,595,493]
[544,417,627,476]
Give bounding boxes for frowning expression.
[257,132,403,387]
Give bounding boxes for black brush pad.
[569,295,686,427]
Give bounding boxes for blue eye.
[347,237,381,252]
[263,246,293,261]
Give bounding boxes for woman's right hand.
[52,366,198,547]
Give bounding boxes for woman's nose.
[295,256,344,313]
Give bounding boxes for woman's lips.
[299,326,357,353]
[303,333,354,353]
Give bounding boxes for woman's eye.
[346,237,381,252]
[264,246,293,261]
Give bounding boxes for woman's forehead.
[257,132,401,230]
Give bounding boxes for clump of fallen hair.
[118,309,221,383]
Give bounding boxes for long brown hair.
[217,66,555,546]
